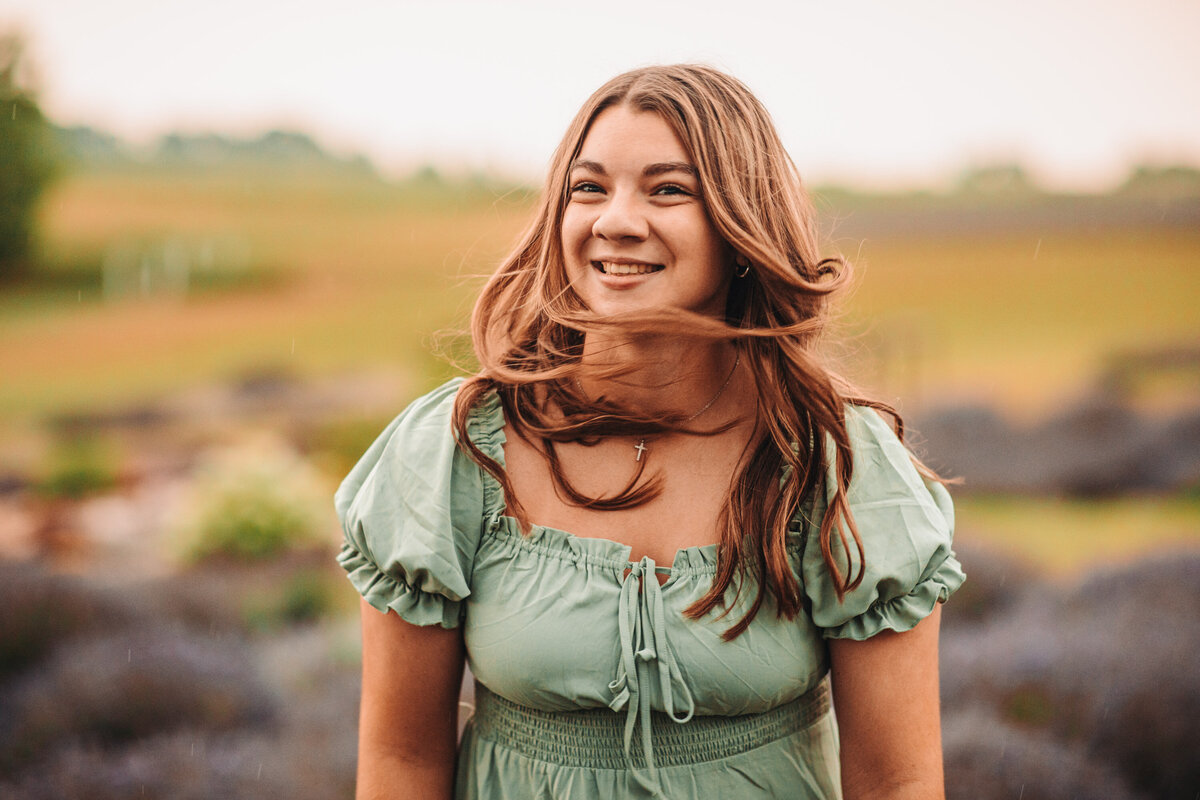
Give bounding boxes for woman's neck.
[577,333,742,420]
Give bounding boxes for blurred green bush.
[174,436,332,562]
[242,569,341,632]
[35,436,119,499]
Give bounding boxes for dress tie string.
[607,556,696,797]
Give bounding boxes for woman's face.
[560,105,731,319]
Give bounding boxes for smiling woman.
[337,64,964,800]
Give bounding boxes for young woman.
[337,64,964,800]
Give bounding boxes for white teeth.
[598,261,661,275]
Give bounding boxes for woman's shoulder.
[333,376,502,529]
[843,402,902,446]
[335,379,459,493]
[839,403,936,498]
[352,375,503,455]
[387,376,466,434]
[333,375,499,628]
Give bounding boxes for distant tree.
[0,31,57,277]
[53,124,131,167]
[956,163,1038,195]
[411,163,444,185]
[1118,164,1200,198]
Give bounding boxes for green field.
[954,493,1200,576]
[843,228,1200,415]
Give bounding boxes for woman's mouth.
[593,260,665,276]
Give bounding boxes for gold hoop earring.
[735,255,750,278]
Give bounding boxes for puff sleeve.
[800,405,965,640]
[334,378,485,628]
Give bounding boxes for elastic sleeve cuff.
[337,542,463,629]
[822,552,966,641]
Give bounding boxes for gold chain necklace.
[576,351,741,462]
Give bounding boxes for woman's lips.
[592,260,665,275]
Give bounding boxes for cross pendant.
[633,439,648,462]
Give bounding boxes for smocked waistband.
[470,678,831,770]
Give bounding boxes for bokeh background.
[0,1,1197,798]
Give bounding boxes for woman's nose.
[592,192,648,241]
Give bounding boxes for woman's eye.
[653,184,691,196]
[570,181,603,194]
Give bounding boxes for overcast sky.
[3,0,1198,190]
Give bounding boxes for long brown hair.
[453,64,909,639]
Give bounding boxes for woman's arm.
[357,597,466,800]
[828,604,945,800]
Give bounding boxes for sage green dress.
[336,378,964,799]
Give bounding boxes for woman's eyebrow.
[643,161,696,178]
[570,159,606,175]
[568,160,697,178]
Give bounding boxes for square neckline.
[476,387,722,580]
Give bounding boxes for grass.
[954,493,1200,577]
[836,228,1200,417]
